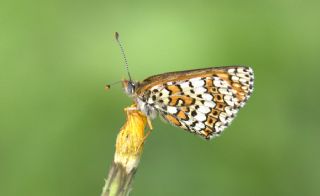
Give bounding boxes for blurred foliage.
[1,0,320,195]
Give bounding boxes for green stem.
[101,162,137,196]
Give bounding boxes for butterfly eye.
[126,81,136,94]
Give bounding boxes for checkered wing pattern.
[137,66,254,140]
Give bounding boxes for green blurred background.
[1,0,320,195]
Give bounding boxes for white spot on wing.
[239,78,247,84]
[202,94,213,101]
[161,88,170,96]
[204,101,216,108]
[190,77,201,82]
[194,126,201,131]
[237,68,245,73]
[225,106,233,116]
[219,112,228,124]
[191,78,205,87]
[147,98,153,104]
[195,122,205,129]
[218,88,232,95]
[194,87,206,94]
[228,68,235,74]
[224,95,235,107]
[198,106,210,114]
[231,76,239,81]
[195,113,206,121]
[236,73,249,78]
[177,99,184,106]
[213,77,228,88]
[167,106,177,114]
[180,82,190,89]
[184,119,193,126]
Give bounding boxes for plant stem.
[101,105,147,196]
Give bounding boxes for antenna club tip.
[105,84,111,91]
[115,32,119,40]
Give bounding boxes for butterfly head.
[122,79,137,96]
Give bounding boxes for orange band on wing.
[165,114,181,126]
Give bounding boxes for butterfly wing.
[135,66,254,140]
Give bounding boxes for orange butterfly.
[109,32,254,140]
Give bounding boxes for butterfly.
[110,32,254,140]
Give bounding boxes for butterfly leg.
[141,118,153,143]
[144,118,153,141]
[147,117,153,130]
[137,129,152,151]
[137,118,153,151]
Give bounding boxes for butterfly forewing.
[136,66,254,140]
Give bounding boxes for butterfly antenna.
[105,80,122,91]
[115,32,132,82]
